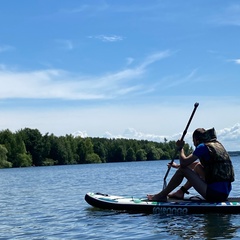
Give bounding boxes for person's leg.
[194,163,205,180]
[180,166,207,198]
[168,163,205,199]
[148,168,186,201]
[168,183,191,199]
[148,165,207,201]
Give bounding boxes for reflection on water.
[203,214,238,239]
[155,214,239,239]
[86,204,240,239]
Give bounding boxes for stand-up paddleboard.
[85,192,240,214]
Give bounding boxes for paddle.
[162,102,199,189]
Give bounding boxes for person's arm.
[176,139,198,167]
[179,149,198,167]
[168,161,180,168]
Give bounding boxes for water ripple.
[0,158,240,239]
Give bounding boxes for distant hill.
[228,151,240,156]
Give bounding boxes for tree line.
[0,128,193,168]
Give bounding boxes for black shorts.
[206,187,228,202]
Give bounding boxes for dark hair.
[193,128,217,143]
[193,128,206,141]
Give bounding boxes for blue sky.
[0,0,240,150]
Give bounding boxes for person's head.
[192,127,217,146]
[192,128,206,146]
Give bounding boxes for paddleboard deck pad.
[85,192,240,214]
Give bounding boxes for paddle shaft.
[163,102,199,189]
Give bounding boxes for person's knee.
[194,163,205,180]
[194,163,203,171]
[178,166,194,175]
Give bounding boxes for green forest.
[0,128,194,168]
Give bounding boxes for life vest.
[199,140,235,184]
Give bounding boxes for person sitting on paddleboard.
[147,128,235,201]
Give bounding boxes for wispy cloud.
[59,2,109,14]
[227,58,240,65]
[0,44,14,53]
[126,57,134,66]
[55,39,74,50]
[59,2,162,15]
[157,68,199,91]
[211,4,240,26]
[138,51,171,69]
[88,34,123,42]
[0,51,171,101]
[234,59,240,64]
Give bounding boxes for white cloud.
[73,127,173,142]
[227,58,240,65]
[72,130,88,138]
[73,124,240,151]
[218,124,240,141]
[121,128,167,142]
[234,59,240,64]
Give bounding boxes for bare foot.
[147,194,154,200]
[147,194,167,202]
[168,189,184,199]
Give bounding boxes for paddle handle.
[180,102,199,141]
[163,102,199,189]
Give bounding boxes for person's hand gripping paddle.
[163,102,199,189]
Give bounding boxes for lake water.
[1,156,240,239]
